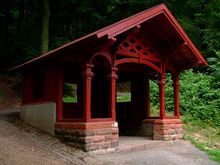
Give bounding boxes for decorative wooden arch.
[114,31,162,73]
[89,51,113,66]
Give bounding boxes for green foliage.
[149,80,159,109]
[165,74,174,113]
[179,70,220,126]
[63,96,77,103]
[208,150,220,163]
[63,83,77,103]
[116,93,131,102]
[149,70,220,126]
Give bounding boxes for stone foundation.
[55,121,119,151]
[141,119,182,140]
[153,119,182,140]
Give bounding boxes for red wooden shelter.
[14,4,207,152]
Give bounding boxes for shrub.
[150,70,220,126]
[179,70,220,126]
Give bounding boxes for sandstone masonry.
[141,119,182,141]
[55,121,119,152]
[153,119,182,140]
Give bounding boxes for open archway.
[116,62,159,136]
[114,30,162,136]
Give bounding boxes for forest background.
[0,0,219,162]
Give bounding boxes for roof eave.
[11,3,208,71]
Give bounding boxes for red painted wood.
[22,73,32,104]
[82,64,94,122]
[159,63,166,119]
[89,51,112,65]
[44,66,57,102]
[17,4,208,126]
[115,31,162,73]
[142,55,161,63]
[172,73,180,118]
[96,6,165,38]
[115,58,139,66]
[57,65,63,122]
[115,58,161,73]
[89,118,114,122]
[22,64,58,105]
[107,68,118,121]
[59,119,84,122]
[146,78,151,118]
[141,60,161,73]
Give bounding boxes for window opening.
[63,83,77,103]
[149,79,160,117]
[117,82,131,102]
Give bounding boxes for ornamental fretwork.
[115,31,162,72]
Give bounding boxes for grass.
[63,96,77,103]
[182,117,220,163]
[117,93,131,102]
[116,93,173,116]
[184,135,220,163]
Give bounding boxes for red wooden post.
[82,64,94,122]
[57,66,63,122]
[158,64,166,119]
[107,68,118,120]
[146,77,151,118]
[172,73,180,118]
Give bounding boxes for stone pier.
[141,119,182,140]
[55,121,119,151]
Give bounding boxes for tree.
[39,0,50,54]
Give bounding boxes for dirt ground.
[0,109,102,165]
[0,109,218,165]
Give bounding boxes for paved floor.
[119,136,152,146]
[96,138,218,165]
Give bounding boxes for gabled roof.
[12,3,207,70]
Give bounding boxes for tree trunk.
[4,0,10,46]
[17,0,25,41]
[39,0,49,54]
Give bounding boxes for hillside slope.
[0,74,21,110]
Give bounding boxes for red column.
[107,68,118,121]
[172,73,180,118]
[57,66,63,122]
[158,74,166,119]
[146,77,151,118]
[82,64,94,122]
